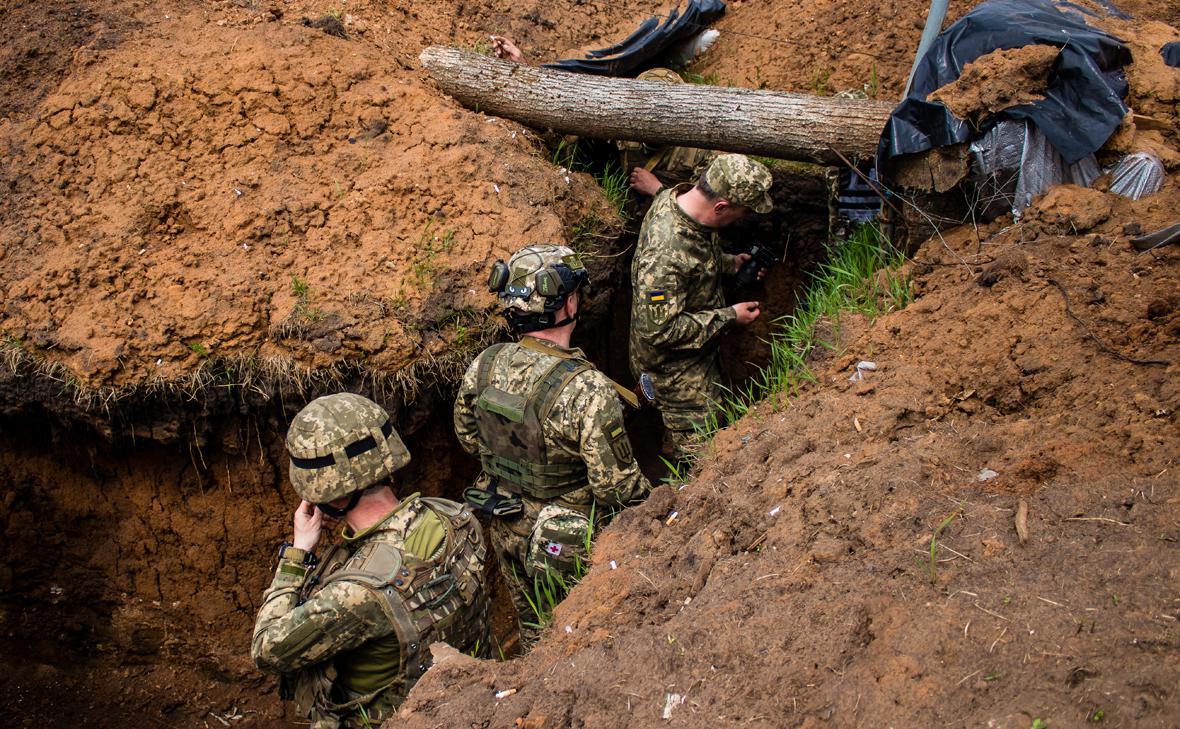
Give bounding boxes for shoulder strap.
[475,343,509,393]
[516,337,639,408]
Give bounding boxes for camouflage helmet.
[285,393,411,503]
[489,244,588,314]
[702,154,774,214]
[636,67,685,84]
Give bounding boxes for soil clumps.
[397,177,1180,729]
[2,1,1179,728]
[929,45,1058,126]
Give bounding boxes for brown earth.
[2,1,1180,729]
[398,181,1180,729]
[930,45,1058,127]
[0,0,636,396]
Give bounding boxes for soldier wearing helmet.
[454,244,651,645]
[630,154,774,461]
[252,393,490,729]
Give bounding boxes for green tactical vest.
[472,342,592,499]
[290,497,490,726]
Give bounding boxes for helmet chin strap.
[317,489,364,519]
[549,311,579,329]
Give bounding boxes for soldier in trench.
[453,244,651,645]
[252,393,490,729]
[629,153,773,461]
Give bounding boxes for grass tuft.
[689,223,911,458]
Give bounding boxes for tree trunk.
[419,46,895,167]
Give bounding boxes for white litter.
[848,360,878,382]
[977,469,999,482]
[494,688,517,699]
[769,506,781,517]
[662,693,684,720]
[609,560,617,570]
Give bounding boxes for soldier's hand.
[733,253,767,280]
[292,499,323,552]
[733,301,761,325]
[490,35,524,63]
[629,167,663,196]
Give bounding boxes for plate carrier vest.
[472,342,592,499]
[289,497,489,722]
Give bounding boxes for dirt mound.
[0,4,620,397]
[1097,11,1180,165]
[688,0,978,97]
[930,45,1058,126]
[395,176,1180,727]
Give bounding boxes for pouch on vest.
[526,504,590,579]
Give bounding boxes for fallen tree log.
[420,46,895,167]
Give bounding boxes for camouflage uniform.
[251,394,489,729]
[629,154,773,456]
[454,337,650,641]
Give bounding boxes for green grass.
[692,223,910,446]
[187,342,209,358]
[683,71,720,85]
[921,503,964,583]
[595,162,630,218]
[410,219,456,286]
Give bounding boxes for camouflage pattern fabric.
[454,337,650,641]
[617,68,716,191]
[629,184,738,455]
[618,141,716,191]
[702,154,774,213]
[525,504,590,577]
[498,244,586,314]
[285,393,411,504]
[251,495,489,729]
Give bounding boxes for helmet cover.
[286,393,411,503]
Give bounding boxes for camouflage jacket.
[453,337,650,510]
[618,142,716,190]
[629,184,737,375]
[251,495,486,727]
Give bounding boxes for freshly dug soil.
[929,45,1059,127]
[0,2,620,395]
[397,180,1180,729]
[3,1,1180,728]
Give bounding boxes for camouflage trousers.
[488,493,591,649]
[648,354,727,460]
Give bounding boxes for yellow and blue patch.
[647,290,667,303]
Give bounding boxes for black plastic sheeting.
[543,0,726,77]
[1163,42,1180,68]
[879,0,1132,168]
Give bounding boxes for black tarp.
[543,0,726,77]
[1163,42,1180,68]
[879,0,1131,167]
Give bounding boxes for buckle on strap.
[463,487,524,517]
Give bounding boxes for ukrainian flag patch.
[648,290,667,303]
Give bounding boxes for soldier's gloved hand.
[733,301,761,325]
[292,499,323,552]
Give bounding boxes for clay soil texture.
[2,0,1180,728]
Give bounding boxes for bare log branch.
[419,46,894,166]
